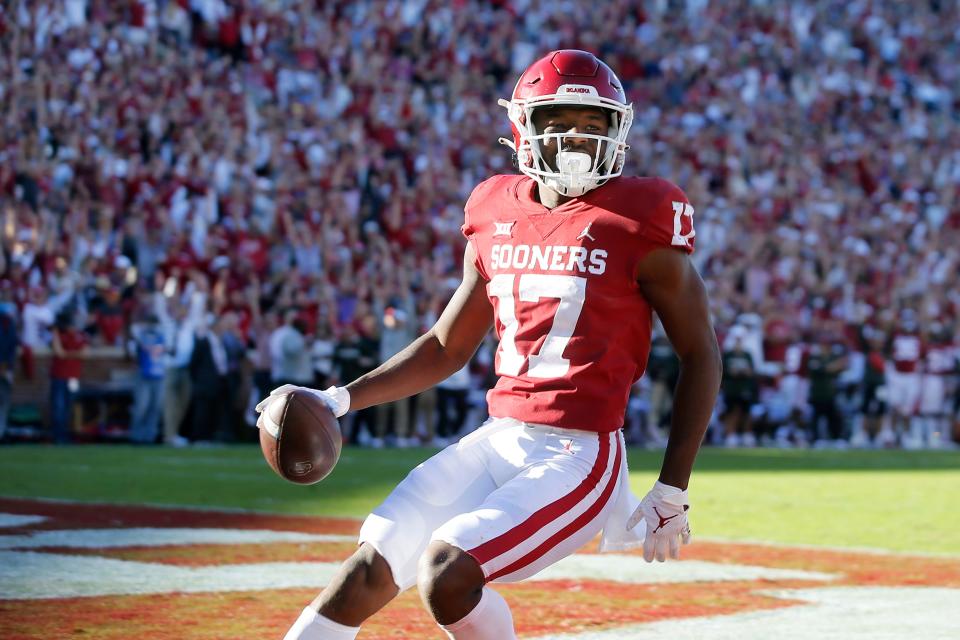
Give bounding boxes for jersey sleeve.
[640,179,696,254]
[461,175,511,281]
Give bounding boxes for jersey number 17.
[489,273,587,379]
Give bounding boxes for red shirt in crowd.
[96,305,125,346]
[51,329,86,380]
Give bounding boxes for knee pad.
[358,490,428,592]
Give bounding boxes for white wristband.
[324,386,351,418]
[652,481,689,506]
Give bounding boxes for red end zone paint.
[578,537,960,588]
[1,499,958,640]
[30,541,361,566]
[682,541,960,589]
[0,497,360,535]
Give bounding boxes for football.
[258,390,342,485]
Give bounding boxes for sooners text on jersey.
[462,174,695,432]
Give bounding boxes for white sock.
[442,587,516,640]
[283,607,360,640]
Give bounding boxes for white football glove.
[627,481,692,562]
[255,385,351,419]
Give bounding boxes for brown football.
[258,390,342,485]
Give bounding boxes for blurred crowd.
[1,0,958,448]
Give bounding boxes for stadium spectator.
[332,317,380,446]
[645,330,680,445]
[156,282,206,448]
[721,326,758,447]
[435,364,471,448]
[92,283,126,348]
[188,314,228,443]
[310,316,337,390]
[372,284,416,448]
[411,294,442,445]
[216,311,247,441]
[0,292,17,440]
[412,387,439,446]
[20,288,55,380]
[3,0,960,449]
[49,312,86,444]
[128,312,166,444]
[919,323,957,448]
[806,334,850,446]
[269,309,313,388]
[887,312,924,447]
[858,328,888,447]
[246,307,278,425]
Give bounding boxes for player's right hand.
[255,385,350,419]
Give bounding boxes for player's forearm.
[344,331,470,411]
[659,348,722,490]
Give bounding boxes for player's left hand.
[627,481,691,562]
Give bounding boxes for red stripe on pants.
[468,432,610,567]
[487,435,622,581]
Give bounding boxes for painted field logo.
[0,498,958,639]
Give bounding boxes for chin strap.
[497,98,519,152]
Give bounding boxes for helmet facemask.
[499,91,633,198]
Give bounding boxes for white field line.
[0,552,344,599]
[530,587,960,640]
[698,535,960,559]
[531,554,835,584]
[0,514,48,528]
[0,528,355,549]
[0,531,835,600]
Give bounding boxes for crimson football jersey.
[924,344,957,375]
[783,343,809,377]
[461,174,695,433]
[890,332,923,373]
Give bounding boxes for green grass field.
[1,445,958,554]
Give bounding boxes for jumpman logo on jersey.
[576,222,596,242]
[652,506,679,533]
[493,221,515,237]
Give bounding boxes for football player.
[919,323,956,447]
[887,310,924,447]
[260,50,721,640]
